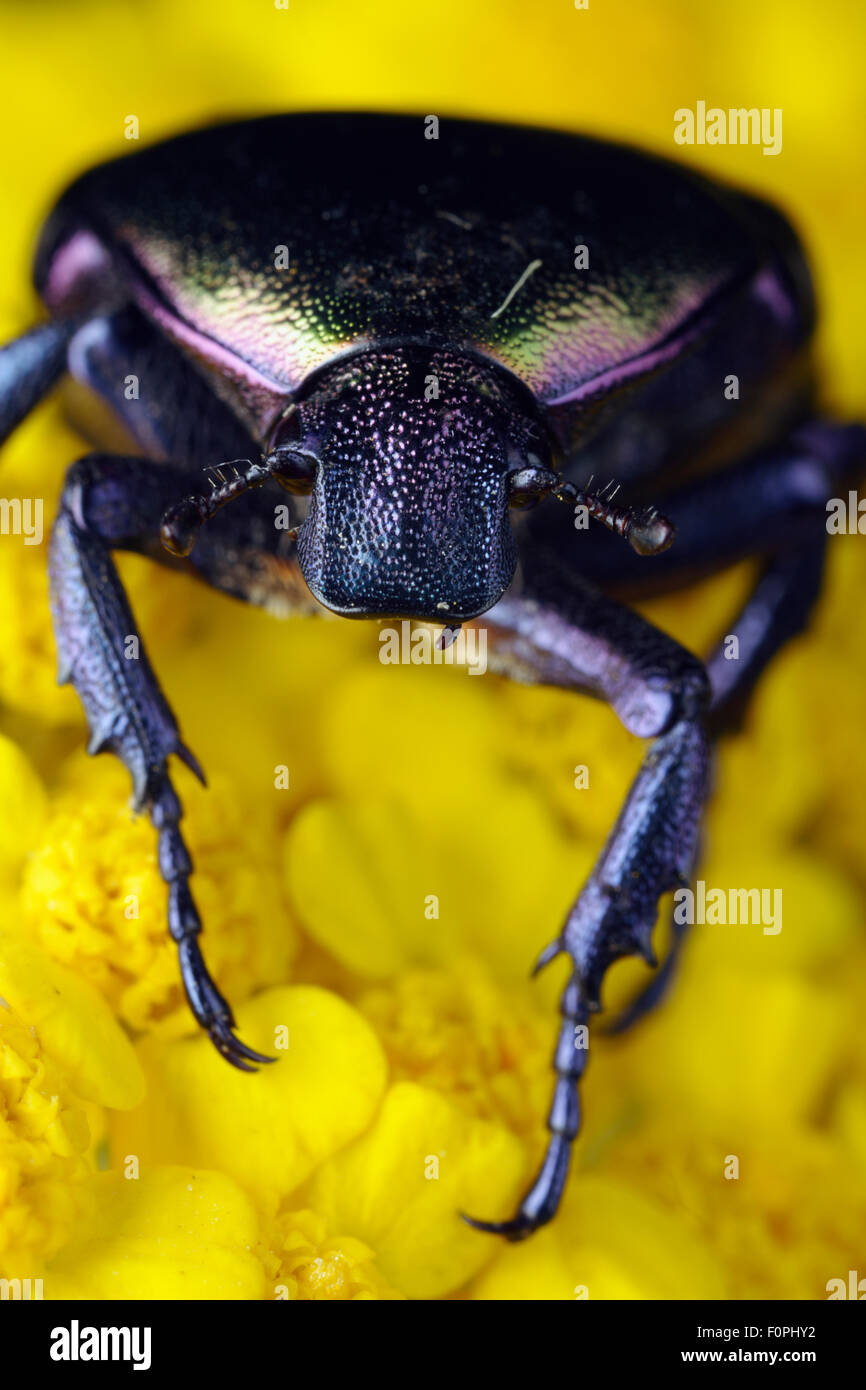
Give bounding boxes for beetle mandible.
[1,113,863,1239]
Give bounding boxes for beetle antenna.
[160,451,312,557]
[555,477,675,556]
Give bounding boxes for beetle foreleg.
[49,454,274,1069]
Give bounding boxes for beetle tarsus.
[627,505,676,556]
[462,1133,574,1241]
[177,937,273,1070]
[531,937,562,976]
[467,716,705,1238]
[152,770,275,1070]
[464,970,585,1239]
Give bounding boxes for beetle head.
[270,347,552,623]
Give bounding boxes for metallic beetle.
[1,113,863,1239]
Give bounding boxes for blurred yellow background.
[1,0,865,1302]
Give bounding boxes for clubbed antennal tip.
[558,478,676,556]
[161,496,206,557]
[627,507,676,556]
[508,467,675,557]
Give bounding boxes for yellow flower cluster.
[1,524,864,1298]
[21,753,296,1038]
[260,1208,404,1301]
[1,0,865,1304]
[0,999,92,1273]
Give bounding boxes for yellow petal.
[0,928,144,1109]
[21,752,296,1039]
[688,844,860,976]
[286,800,435,978]
[45,1167,265,1300]
[0,1000,93,1273]
[261,1206,404,1300]
[111,986,388,1205]
[0,735,47,892]
[303,1081,525,1299]
[470,1175,726,1300]
[629,961,843,1133]
[286,782,579,992]
[317,662,501,817]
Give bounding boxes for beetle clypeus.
[1,113,863,1238]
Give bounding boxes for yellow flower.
[469,1175,727,1300]
[45,1167,266,1300]
[0,930,143,1111]
[357,963,551,1141]
[284,669,583,995]
[108,981,531,1299]
[2,0,866,1306]
[0,734,47,895]
[44,1164,407,1301]
[302,1082,526,1299]
[260,1207,404,1301]
[597,1123,866,1302]
[0,1000,92,1275]
[110,986,388,1207]
[21,752,297,1038]
[0,937,142,1276]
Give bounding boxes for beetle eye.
[507,466,559,510]
[277,407,303,443]
[266,448,317,495]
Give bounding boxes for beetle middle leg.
[0,319,75,443]
[48,451,306,1068]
